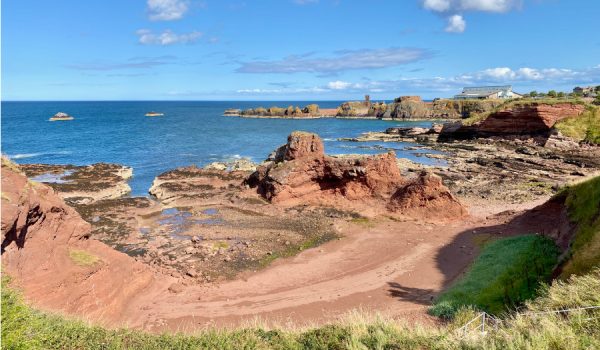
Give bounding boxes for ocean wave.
[9,151,72,159]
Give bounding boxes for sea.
[1,101,443,196]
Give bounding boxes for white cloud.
[137,29,202,45]
[147,0,189,21]
[327,81,353,90]
[236,47,433,74]
[423,0,451,11]
[445,14,466,33]
[236,64,600,96]
[460,0,519,12]
[422,0,521,33]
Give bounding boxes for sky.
[2,0,600,101]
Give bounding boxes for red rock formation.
[247,132,466,219]
[477,103,585,134]
[282,131,325,161]
[1,158,158,324]
[1,161,90,253]
[388,171,467,219]
[440,102,586,141]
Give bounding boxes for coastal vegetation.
[3,270,599,349]
[555,106,600,144]
[429,235,559,319]
[559,176,600,277]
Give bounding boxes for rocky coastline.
[224,95,503,120]
[3,97,599,331]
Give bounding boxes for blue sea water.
[1,101,442,196]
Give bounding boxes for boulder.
[388,171,467,219]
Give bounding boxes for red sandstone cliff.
[439,102,586,141]
[1,158,159,324]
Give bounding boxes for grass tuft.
[68,249,100,266]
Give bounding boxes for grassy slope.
[429,235,559,318]
[555,106,600,144]
[560,176,600,277]
[2,271,599,350]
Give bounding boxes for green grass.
[429,235,559,319]
[554,106,600,144]
[560,176,600,277]
[68,249,100,266]
[3,270,600,349]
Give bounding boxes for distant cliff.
[336,96,502,120]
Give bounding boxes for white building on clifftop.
[454,85,523,100]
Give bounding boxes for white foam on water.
[9,151,72,159]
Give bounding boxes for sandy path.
[119,217,480,331]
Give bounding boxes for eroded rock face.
[388,171,467,219]
[1,158,156,323]
[439,103,586,142]
[478,103,585,134]
[247,132,465,219]
[1,158,90,252]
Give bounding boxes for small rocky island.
[224,104,337,118]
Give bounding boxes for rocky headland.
[224,96,502,120]
[337,96,502,120]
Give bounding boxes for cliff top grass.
[559,175,600,277]
[2,269,599,349]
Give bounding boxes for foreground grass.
[555,106,600,144]
[560,176,600,277]
[2,270,599,349]
[429,235,558,318]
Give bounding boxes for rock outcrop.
[1,158,156,323]
[439,102,586,142]
[388,171,467,219]
[1,158,90,252]
[19,163,132,204]
[337,97,501,120]
[247,132,465,219]
[149,166,250,204]
[238,104,322,118]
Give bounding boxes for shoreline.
[223,113,453,122]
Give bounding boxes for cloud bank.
[236,48,433,74]
[236,64,600,95]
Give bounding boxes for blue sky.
[2,0,600,100]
